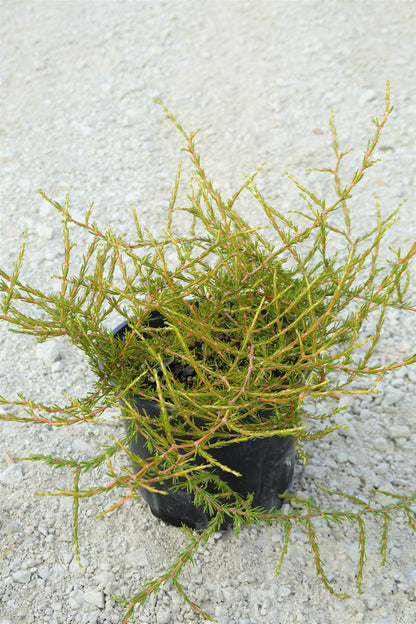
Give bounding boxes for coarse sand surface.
[0,2,415,623]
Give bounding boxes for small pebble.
[336,451,349,463]
[35,340,63,364]
[68,589,85,610]
[382,388,404,407]
[157,611,172,624]
[0,464,23,486]
[404,565,416,588]
[69,556,85,578]
[36,224,53,239]
[215,605,228,618]
[123,548,148,567]
[360,88,377,104]
[373,437,389,452]
[12,569,32,583]
[84,589,105,609]
[389,425,409,439]
[37,566,51,580]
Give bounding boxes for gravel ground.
[0,2,415,624]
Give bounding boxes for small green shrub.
[1,83,415,621]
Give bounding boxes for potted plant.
[0,83,415,622]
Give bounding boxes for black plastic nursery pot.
[112,314,296,531]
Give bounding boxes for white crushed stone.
[123,548,148,568]
[35,340,64,364]
[0,1,415,624]
[11,570,32,584]
[0,464,23,487]
[84,590,105,610]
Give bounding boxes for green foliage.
[0,83,415,621]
